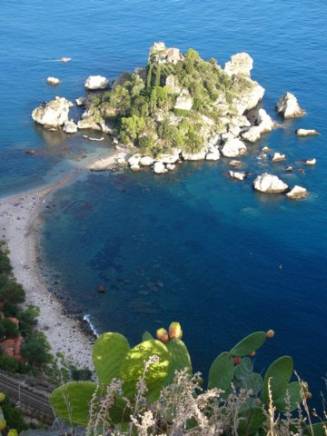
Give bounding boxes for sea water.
[1,0,327,397]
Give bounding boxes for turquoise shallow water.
[1,0,327,397]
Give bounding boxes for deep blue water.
[1,0,327,400]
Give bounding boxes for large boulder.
[242,109,275,143]
[224,53,253,77]
[205,148,220,161]
[85,75,109,91]
[158,149,180,164]
[221,138,247,158]
[253,173,288,194]
[32,97,73,130]
[181,148,207,161]
[276,92,305,119]
[286,185,309,200]
[63,120,78,134]
[153,161,168,174]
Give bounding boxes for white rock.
[32,97,73,129]
[60,56,72,63]
[140,156,155,166]
[130,163,141,171]
[243,108,275,143]
[262,146,271,152]
[296,128,319,137]
[276,92,305,119]
[174,89,193,111]
[285,166,293,172]
[182,149,207,161]
[128,154,141,167]
[205,148,220,161]
[253,173,288,194]
[153,161,168,174]
[85,75,109,91]
[272,152,286,162]
[77,118,102,131]
[75,97,86,107]
[166,163,176,171]
[63,120,78,134]
[286,185,309,200]
[158,150,180,164]
[47,76,60,86]
[224,53,253,77]
[221,138,247,158]
[229,170,247,181]
[305,158,316,166]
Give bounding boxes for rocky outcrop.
[229,170,247,181]
[32,97,73,130]
[224,53,253,77]
[272,152,286,162]
[174,89,193,111]
[205,148,220,161]
[89,153,127,171]
[153,161,168,174]
[253,173,288,194]
[75,97,87,107]
[85,75,109,91]
[221,138,247,158]
[182,149,207,161]
[276,92,305,119]
[128,154,141,171]
[47,76,60,86]
[63,120,78,134]
[242,109,275,143]
[77,118,102,131]
[286,185,308,199]
[158,149,180,164]
[296,128,319,137]
[149,42,184,64]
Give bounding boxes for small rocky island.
[32,42,317,198]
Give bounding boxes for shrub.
[0,319,19,339]
[0,281,25,306]
[21,332,51,368]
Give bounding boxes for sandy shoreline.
[0,171,94,369]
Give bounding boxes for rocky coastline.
[32,42,319,198]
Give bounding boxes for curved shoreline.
[0,170,93,368]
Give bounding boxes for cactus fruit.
[168,322,183,340]
[266,329,275,338]
[156,328,169,344]
[233,356,242,365]
[249,351,256,357]
[0,392,5,403]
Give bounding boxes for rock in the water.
[158,149,180,164]
[286,185,308,199]
[221,138,247,158]
[276,92,305,119]
[75,97,86,107]
[128,154,141,168]
[229,170,247,181]
[60,56,72,63]
[47,76,60,86]
[140,156,155,166]
[166,163,176,171]
[305,158,316,166]
[32,97,73,130]
[89,154,125,171]
[285,166,294,172]
[272,152,286,162]
[153,161,167,174]
[296,128,319,137]
[63,120,78,134]
[205,148,220,161]
[242,109,275,143]
[229,159,243,168]
[174,89,193,111]
[85,75,109,91]
[253,173,288,194]
[182,149,207,161]
[224,52,253,77]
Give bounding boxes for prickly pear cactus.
[166,338,192,383]
[230,331,267,357]
[208,351,235,392]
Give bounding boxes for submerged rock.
[276,92,305,119]
[296,128,319,137]
[221,138,247,158]
[32,97,73,130]
[272,152,286,162]
[229,170,247,181]
[286,185,309,199]
[253,173,288,194]
[85,75,109,91]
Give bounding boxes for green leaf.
[142,331,153,341]
[262,356,293,404]
[92,332,130,385]
[238,406,266,436]
[120,339,170,402]
[275,381,304,412]
[50,381,96,426]
[166,339,192,383]
[230,331,266,357]
[208,352,234,392]
[234,357,253,380]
